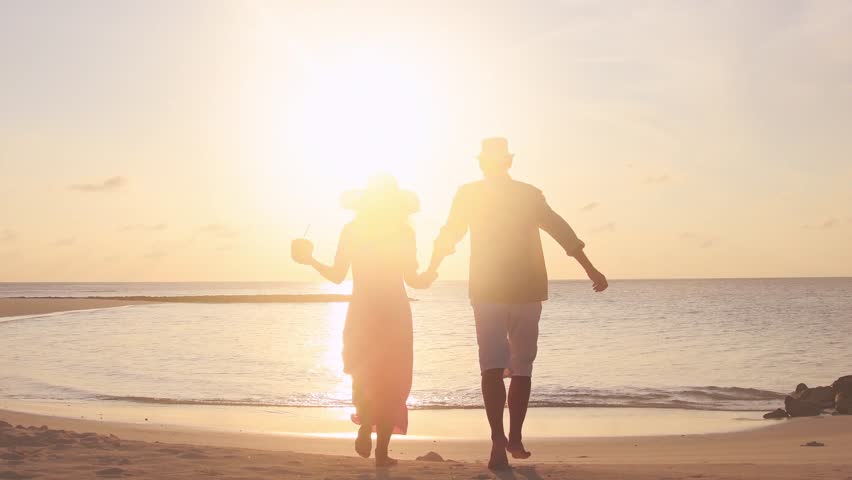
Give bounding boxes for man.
[427,137,608,470]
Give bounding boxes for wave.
[94,386,784,412]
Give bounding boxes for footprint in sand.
[157,448,183,454]
[94,456,132,465]
[177,452,209,460]
[0,471,36,480]
[243,466,296,475]
[95,467,128,477]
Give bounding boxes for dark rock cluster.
[764,375,852,419]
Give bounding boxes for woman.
[292,175,435,467]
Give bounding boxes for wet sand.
[0,399,770,439]
[2,408,851,479]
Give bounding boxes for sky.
[1,0,851,282]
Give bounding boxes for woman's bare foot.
[488,436,511,470]
[355,427,372,458]
[506,440,531,459]
[375,456,398,468]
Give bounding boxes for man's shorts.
[472,302,542,377]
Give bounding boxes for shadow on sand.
[372,464,545,480]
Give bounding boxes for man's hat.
[477,137,514,160]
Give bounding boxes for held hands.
[587,268,608,292]
[291,238,315,265]
[408,269,438,289]
[418,269,438,288]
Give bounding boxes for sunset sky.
[1,1,851,281]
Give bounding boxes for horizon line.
[1,275,851,284]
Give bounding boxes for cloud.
[0,229,16,243]
[580,202,600,212]
[51,236,76,247]
[822,218,839,229]
[70,176,127,192]
[142,249,167,260]
[197,224,240,239]
[643,174,670,185]
[119,223,168,232]
[591,222,616,233]
[680,232,717,248]
[802,218,840,230]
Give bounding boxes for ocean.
[2,279,851,415]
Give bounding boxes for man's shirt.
[435,177,585,304]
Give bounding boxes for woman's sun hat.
[340,174,420,215]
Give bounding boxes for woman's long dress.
[336,221,415,434]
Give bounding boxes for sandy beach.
[0,295,364,321]
[2,408,851,479]
[0,298,155,319]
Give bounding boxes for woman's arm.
[309,256,349,284]
[292,227,351,284]
[405,269,437,290]
[403,228,437,289]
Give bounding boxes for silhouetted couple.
[292,137,608,469]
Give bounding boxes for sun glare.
[247,46,444,213]
[291,50,437,186]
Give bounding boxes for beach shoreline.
[0,295,357,320]
[0,298,156,319]
[2,408,850,479]
[0,295,360,321]
[0,399,771,440]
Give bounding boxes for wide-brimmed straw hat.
[476,137,514,160]
[340,174,420,214]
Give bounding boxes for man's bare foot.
[506,440,531,459]
[488,437,511,470]
[375,456,398,468]
[355,427,372,458]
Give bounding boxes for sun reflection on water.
[322,302,351,406]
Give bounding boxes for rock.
[415,451,444,462]
[832,375,852,396]
[835,392,851,415]
[763,408,789,419]
[806,387,837,408]
[801,441,825,447]
[797,386,836,409]
[785,396,822,417]
[795,383,809,394]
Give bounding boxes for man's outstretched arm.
[538,195,608,292]
[571,248,608,292]
[428,188,470,273]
